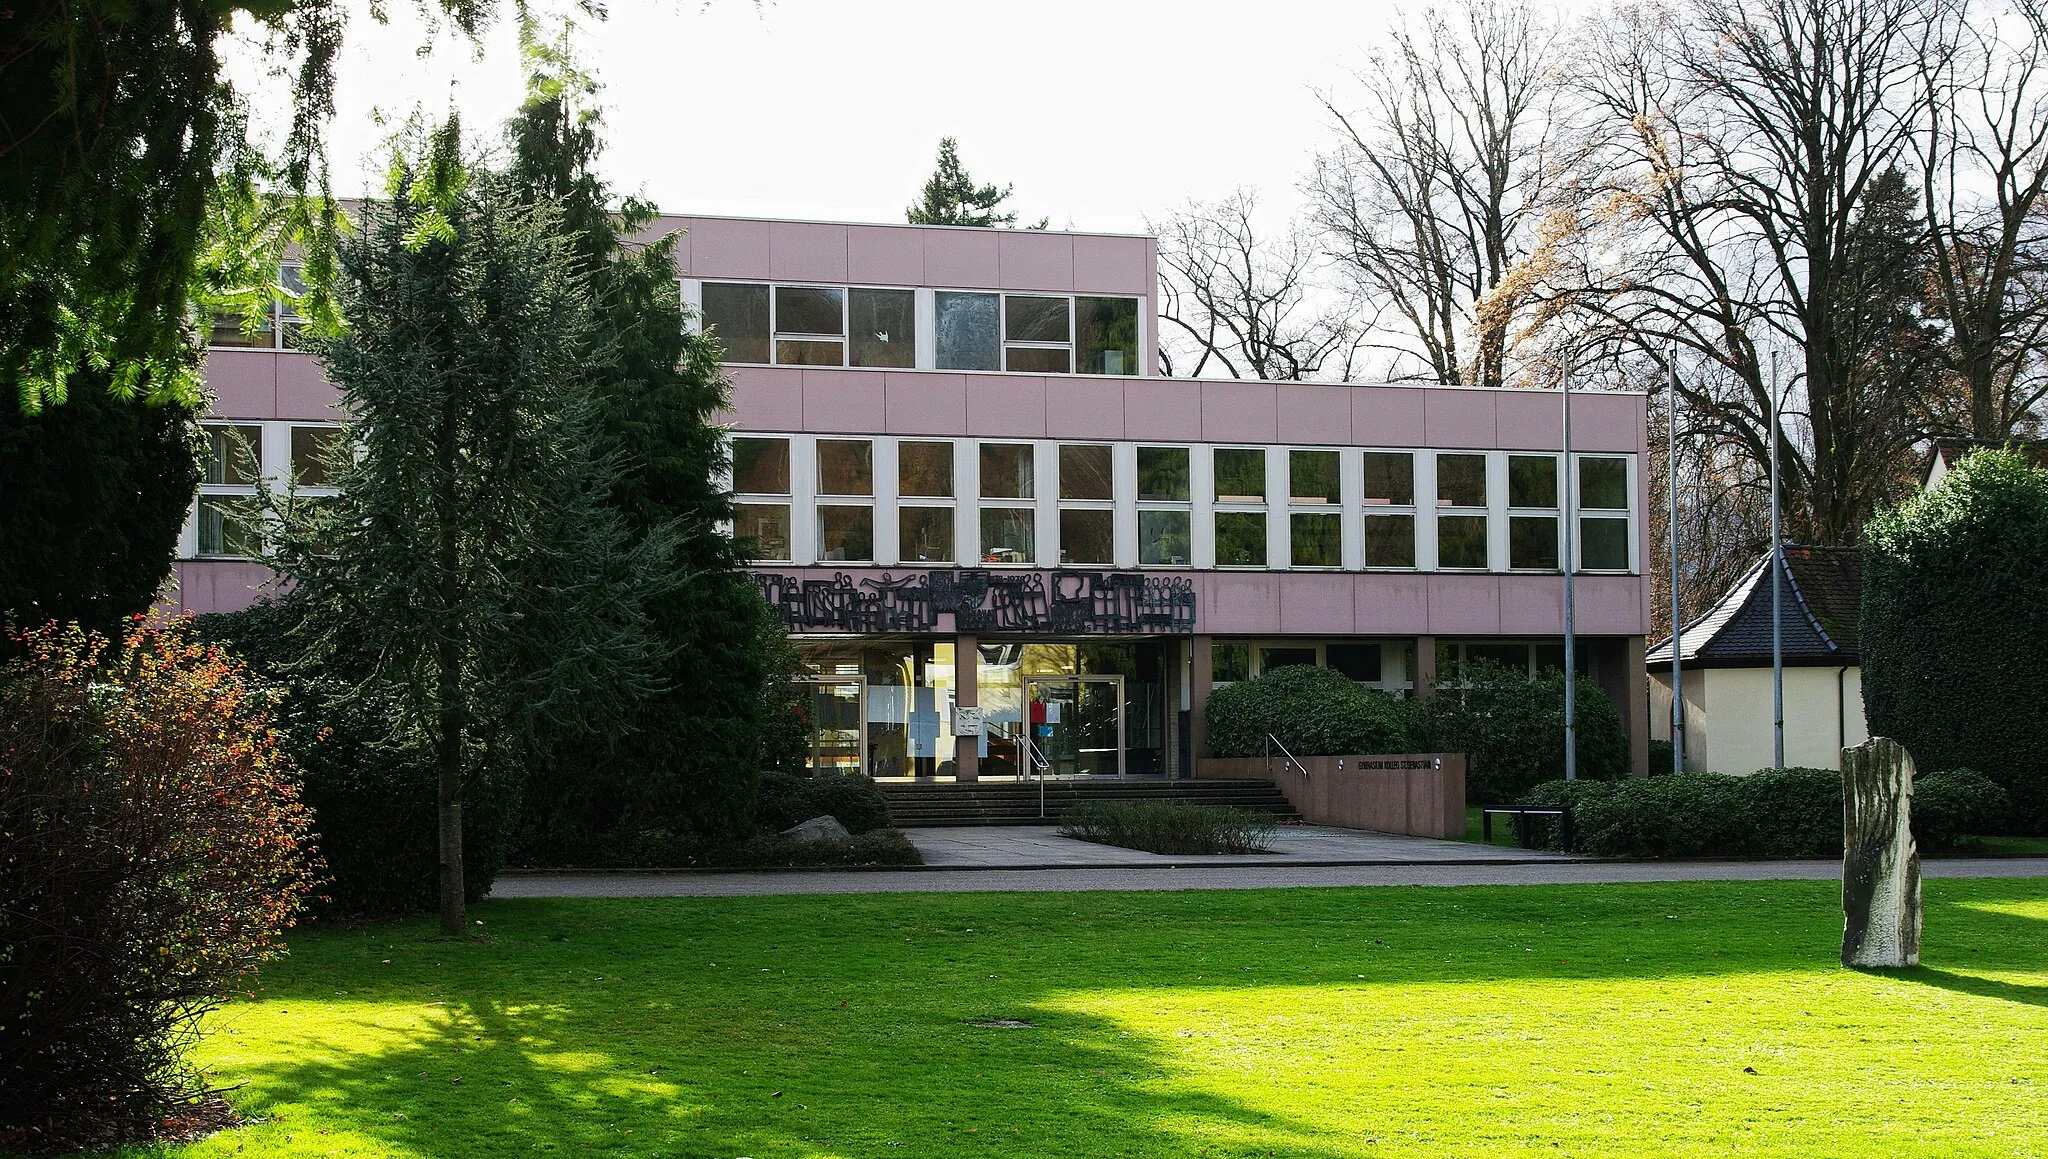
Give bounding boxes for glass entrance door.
[803,678,866,775]
[1024,676,1125,777]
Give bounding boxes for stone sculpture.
[1841,736,1921,968]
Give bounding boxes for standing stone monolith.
[1841,736,1921,968]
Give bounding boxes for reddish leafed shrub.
[0,620,318,1153]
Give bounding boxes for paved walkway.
[904,824,1555,868]
[492,855,2048,899]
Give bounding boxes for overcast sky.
[229,0,1419,235]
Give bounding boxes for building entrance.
[802,677,866,774]
[1024,676,1125,777]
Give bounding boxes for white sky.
[229,0,1418,236]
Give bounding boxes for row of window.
[730,436,1634,572]
[189,423,343,557]
[698,282,1141,375]
[207,265,309,351]
[1209,638,1589,691]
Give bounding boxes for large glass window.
[898,441,954,497]
[1363,452,1414,505]
[1076,296,1139,375]
[1509,516,1560,570]
[774,285,845,366]
[1290,512,1341,568]
[1438,515,1489,569]
[290,426,344,486]
[1327,643,1382,683]
[816,440,873,496]
[1060,509,1114,566]
[899,506,954,564]
[702,282,770,363]
[1363,514,1416,568]
[979,443,1034,499]
[1059,444,1113,500]
[1508,454,1559,570]
[1137,446,1189,501]
[1260,646,1318,672]
[733,437,791,495]
[197,497,261,558]
[1214,448,1266,503]
[736,504,792,562]
[1138,510,1191,566]
[204,425,263,486]
[1289,450,1340,505]
[1212,642,1252,683]
[206,263,304,350]
[1004,295,1072,373]
[1215,511,1267,567]
[936,292,999,371]
[850,288,915,369]
[1436,453,1487,507]
[1509,455,1558,508]
[1579,457,1630,571]
[980,507,1034,564]
[816,505,873,562]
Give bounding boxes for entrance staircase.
[880,779,1299,828]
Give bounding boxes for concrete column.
[1161,638,1182,778]
[1625,634,1650,778]
[953,633,979,782]
[1190,634,1213,763]
[1414,635,1438,699]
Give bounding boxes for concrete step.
[879,778,1299,827]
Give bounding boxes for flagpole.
[1562,354,1577,782]
[1769,349,1784,770]
[1669,350,1683,775]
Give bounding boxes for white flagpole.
[1562,355,1577,781]
[1669,351,1684,775]
[1769,349,1785,769]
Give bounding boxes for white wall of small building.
[1651,666,1866,773]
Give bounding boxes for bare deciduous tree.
[1151,190,1363,380]
[1307,0,1564,388]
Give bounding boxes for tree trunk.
[435,392,466,939]
[1841,736,1920,968]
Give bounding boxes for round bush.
[1205,664,1416,758]
[1420,659,1630,804]
[1864,449,2048,831]
[756,771,894,834]
[1,622,317,1152]
[1914,769,2011,853]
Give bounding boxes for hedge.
[1059,801,1278,855]
[1421,659,1630,804]
[1205,664,1416,758]
[1863,448,2048,832]
[1522,767,2009,857]
[756,771,895,835]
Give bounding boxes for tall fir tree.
[905,138,1044,228]
[278,117,677,934]
[503,50,780,853]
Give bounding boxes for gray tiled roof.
[1647,545,1860,668]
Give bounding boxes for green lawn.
[99,879,2048,1159]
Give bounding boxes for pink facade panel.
[1354,574,1431,634]
[801,369,885,433]
[1044,377,1127,440]
[1200,381,1280,444]
[1495,390,1566,450]
[204,352,276,418]
[166,561,275,615]
[682,217,771,279]
[846,225,927,286]
[725,367,804,431]
[1275,384,1354,446]
[1072,234,1153,296]
[920,229,1001,288]
[965,374,1046,437]
[1423,389,1498,448]
[1571,575,1649,634]
[1351,386,1427,446]
[1278,574,1357,634]
[1122,379,1204,441]
[995,231,1074,292]
[1573,391,1645,451]
[1199,574,1283,634]
[883,372,968,436]
[1426,574,1503,634]
[277,356,343,420]
[769,221,849,283]
[1498,575,1567,634]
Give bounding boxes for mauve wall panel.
[921,229,1001,288]
[884,372,967,435]
[1424,389,1497,448]
[1044,377,1126,440]
[1355,574,1431,634]
[684,217,771,280]
[769,221,848,284]
[965,374,1046,437]
[276,356,342,420]
[1201,380,1279,444]
[167,562,274,615]
[204,352,276,418]
[1276,385,1353,446]
[846,225,925,286]
[1496,390,1565,450]
[1352,387,1427,446]
[1498,575,1567,634]
[1201,574,1283,634]
[1123,380,1204,441]
[1427,575,1503,634]
[1072,234,1153,296]
[725,367,803,430]
[802,369,884,433]
[1279,574,1356,634]
[996,231,1074,292]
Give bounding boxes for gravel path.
[491,856,2048,899]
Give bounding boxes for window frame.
[1574,454,1633,573]
[1211,446,1268,569]
[1136,444,1192,568]
[1433,452,1491,572]
[1505,453,1561,573]
[1360,449,1418,570]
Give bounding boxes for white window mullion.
[1417,451,1440,571]
[874,438,900,565]
[1113,442,1138,568]
[791,434,818,566]
[1486,450,1509,573]
[1265,449,1288,570]
[1034,439,1058,566]
[1191,445,1215,568]
[1341,448,1364,571]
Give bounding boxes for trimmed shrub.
[1059,800,1278,855]
[756,772,894,835]
[1864,448,2048,831]
[1420,659,1631,804]
[1,622,316,1153]
[717,828,923,868]
[1915,770,2011,854]
[1205,664,1416,758]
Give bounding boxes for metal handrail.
[1019,729,1052,818]
[1266,732,1308,779]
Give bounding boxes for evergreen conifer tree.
[905,138,1045,228]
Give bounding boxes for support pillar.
[1414,635,1438,699]
[1162,638,1183,779]
[1625,635,1650,778]
[1189,634,1213,765]
[953,633,978,782]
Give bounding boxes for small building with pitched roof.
[1647,545,1867,773]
